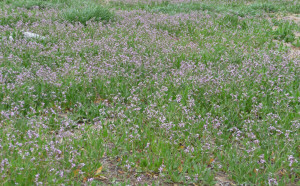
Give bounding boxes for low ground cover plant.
[0,0,299,185]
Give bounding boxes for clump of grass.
[3,0,69,9]
[62,5,115,25]
[273,22,296,43]
[249,3,279,13]
[292,38,300,47]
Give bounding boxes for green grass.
[0,0,299,185]
[0,0,115,24]
[62,5,114,25]
[0,0,72,9]
[273,22,297,42]
[108,0,300,15]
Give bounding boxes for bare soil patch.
[282,14,300,24]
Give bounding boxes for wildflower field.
[0,0,299,185]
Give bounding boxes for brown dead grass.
[282,14,300,24]
[215,172,236,186]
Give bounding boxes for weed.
[62,5,114,24]
[273,22,296,42]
